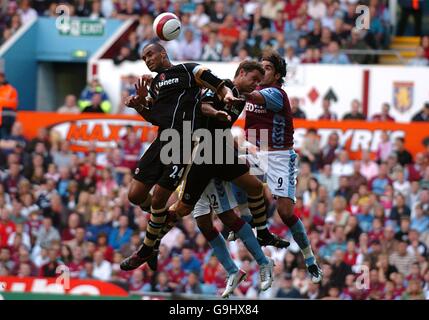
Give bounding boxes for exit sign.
[59,18,105,36]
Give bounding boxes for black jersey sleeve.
[184,63,225,93]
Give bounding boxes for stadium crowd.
[1,0,429,65]
[1,103,429,299]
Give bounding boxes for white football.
[153,12,181,41]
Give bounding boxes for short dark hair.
[234,60,264,78]
[261,49,287,84]
[143,41,166,53]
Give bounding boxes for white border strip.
[0,17,38,57]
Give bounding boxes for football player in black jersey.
[120,42,241,271]
[173,61,289,248]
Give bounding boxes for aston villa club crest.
[393,82,414,113]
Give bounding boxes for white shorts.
[246,149,298,201]
[192,178,238,218]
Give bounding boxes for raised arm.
[125,76,153,119]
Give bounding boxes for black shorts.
[180,149,249,206]
[133,138,189,191]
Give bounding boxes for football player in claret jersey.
[120,42,240,271]
[242,49,323,283]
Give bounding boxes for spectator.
[178,271,203,294]
[81,93,106,113]
[397,0,423,36]
[18,0,37,25]
[57,95,80,114]
[75,0,91,17]
[113,46,139,65]
[177,29,202,60]
[332,151,354,177]
[276,273,302,298]
[330,250,352,289]
[407,229,427,257]
[209,1,226,27]
[376,131,394,163]
[360,150,379,181]
[320,132,341,167]
[190,4,210,29]
[0,71,19,139]
[300,128,320,171]
[96,232,114,262]
[342,99,366,120]
[39,248,60,277]
[335,176,353,203]
[326,196,350,227]
[318,98,338,120]
[108,215,132,250]
[78,79,111,113]
[307,0,327,20]
[153,271,174,293]
[401,279,425,300]
[218,14,240,49]
[290,97,306,119]
[393,170,411,196]
[394,137,413,166]
[92,250,112,281]
[344,28,371,64]
[0,208,16,247]
[52,140,73,169]
[181,245,202,275]
[390,240,416,276]
[349,161,368,194]
[407,46,428,66]
[321,41,350,64]
[201,32,223,61]
[89,0,105,19]
[411,102,429,122]
[79,257,94,279]
[307,19,322,47]
[411,203,429,234]
[35,216,60,249]
[371,103,395,122]
[390,194,411,224]
[317,164,339,196]
[319,226,347,261]
[369,163,392,196]
[61,213,81,242]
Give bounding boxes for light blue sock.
[289,219,315,266]
[209,234,239,275]
[236,223,269,266]
[289,218,310,249]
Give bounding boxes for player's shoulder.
[182,62,201,71]
[259,85,285,94]
[224,79,234,90]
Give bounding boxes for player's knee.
[218,210,237,227]
[277,197,294,217]
[128,190,141,206]
[176,202,193,217]
[196,219,209,234]
[247,180,263,197]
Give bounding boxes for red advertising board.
[15,112,429,159]
[0,276,129,297]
